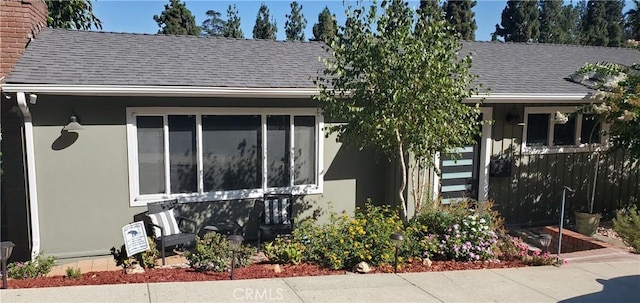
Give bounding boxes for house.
[2,3,639,261]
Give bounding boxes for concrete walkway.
[2,260,639,303]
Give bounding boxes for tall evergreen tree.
[581,0,609,46]
[605,0,624,47]
[626,0,640,40]
[561,2,582,44]
[492,0,539,42]
[312,6,337,42]
[223,4,244,38]
[252,3,277,40]
[442,0,477,40]
[285,1,307,41]
[539,0,564,43]
[201,10,224,37]
[153,0,199,35]
[417,0,443,22]
[46,0,102,30]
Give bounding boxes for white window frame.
[126,107,324,206]
[522,106,609,154]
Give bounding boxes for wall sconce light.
[63,114,84,131]
[1,241,15,289]
[505,108,525,126]
[28,93,37,104]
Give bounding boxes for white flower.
[617,110,637,122]
[553,111,569,124]
[593,102,612,114]
[590,91,609,102]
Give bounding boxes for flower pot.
[574,212,601,236]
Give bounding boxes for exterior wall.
[0,0,47,79]
[27,95,388,258]
[488,103,640,226]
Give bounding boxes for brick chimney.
[0,0,48,80]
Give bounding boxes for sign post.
[122,221,150,257]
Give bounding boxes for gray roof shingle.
[5,28,640,95]
[5,28,328,88]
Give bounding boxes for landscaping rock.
[273,264,282,274]
[422,258,433,267]
[125,264,144,275]
[353,261,372,273]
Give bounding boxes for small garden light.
[0,241,15,289]
[539,234,552,254]
[227,235,243,280]
[390,232,404,274]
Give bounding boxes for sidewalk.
[2,259,639,303]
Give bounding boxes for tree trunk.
[396,129,408,220]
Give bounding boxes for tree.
[581,0,609,46]
[201,10,224,37]
[442,0,477,40]
[417,0,443,22]
[285,1,307,41]
[46,0,101,30]
[539,0,565,43]
[626,0,640,40]
[571,62,640,159]
[492,0,540,42]
[153,0,199,35]
[605,0,625,47]
[561,2,583,44]
[252,3,277,40]
[223,4,244,38]
[314,0,482,218]
[312,6,337,42]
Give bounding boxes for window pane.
[202,115,261,191]
[294,116,316,185]
[526,114,549,146]
[137,116,165,195]
[267,115,290,188]
[553,115,576,146]
[168,115,197,193]
[581,114,601,144]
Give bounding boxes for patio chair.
[135,199,197,265]
[257,194,294,252]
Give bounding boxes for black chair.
[135,199,197,265]
[257,194,294,252]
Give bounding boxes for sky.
[91,0,633,42]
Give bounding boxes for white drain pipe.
[16,92,40,260]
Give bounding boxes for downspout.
[16,92,40,260]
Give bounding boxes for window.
[522,106,607,154]
[127,108,323,206]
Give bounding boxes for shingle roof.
[5,28,640,94]
[462,41,640,95]
[5,28,328,88]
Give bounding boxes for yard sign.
[122,221,150,257]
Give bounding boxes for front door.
[439,111,489,204]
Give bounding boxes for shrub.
[7,253,56,279]
[185,232,254,272]
[264,237,304,265]
[110,237,159,269]
[404,200,500,262]
[295,202,403,270]
[511,237,556,266]
[613,205,640,252]
[65,267,82,279]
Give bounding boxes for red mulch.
[8,260,527,289]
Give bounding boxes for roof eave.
[466,93,591,104]
[0,84,320,98]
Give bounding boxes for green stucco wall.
[27,95,389,258]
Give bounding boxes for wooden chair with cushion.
[135,199,197,265]
[257,194,294,252]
